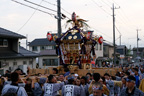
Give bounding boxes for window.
[0,39,3,46]
[52,46,56,49]
[46,46,52,49]
[13,62,17,66]
[23,61,27,65]
[40,46,45,50]
[43,59,58,66]
[95,44,98,50]
[32,46,38,51]
[0,39,8,47]
[0,61,9,68]
[29,60,33,65]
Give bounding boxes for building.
[133,47,144,59]
[95,42,103,58]
[0,27,38,74]
[116,45,127,56]
[103,41,114,58]
[28,38,58,68]
[29,38,56,53]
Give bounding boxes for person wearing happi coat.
[43,75,65,96]
[62,75,85,96]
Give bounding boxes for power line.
[115,26,121,35]
[111,0,119,6]
[110,0,137,30]
[91,0,111,16]
[17,0,43,32]
[27,0,70,19]
[42,0,71,15]
[24,0,57,12]
[100,0,111,7]
[12,0,56,16]
[90,25,112,39]
[106,0,113,5]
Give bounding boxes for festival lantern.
[47,32,53,42]
[98,36,103,44]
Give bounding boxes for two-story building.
[103,41,114,58]
[29,38,58,68]
[0,27,38,74]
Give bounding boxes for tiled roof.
[19,46,39,57]
[116,45,127,49]
[0,27,26,39]
[0,46,39,59]
[103,42,113,47]
[28,38,56,46]
[39,49,57,56]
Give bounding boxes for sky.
[0,0,144,49]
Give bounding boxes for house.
[0,27,38,74]
[28,38,56,53]
[103,41,114,58]
[39,49,58,68]
[133,47,144,59]
[29,38,58,68]
[95,42,103,58]
[116,45,127,56]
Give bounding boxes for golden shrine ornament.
[68,36,72,40]
[73,35,77,39]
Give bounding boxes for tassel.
[77,59,81,69]
[91,40,97,55]
[91,46,95,55]
[81,45,86,54]
[59,57,64,65]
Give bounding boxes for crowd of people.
[0,64,144,96]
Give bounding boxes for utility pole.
[137,29,141,57]
[120,35,121,45]
[26,34,28,50]
[112,3,120,66]
[57,0,62,38]
[57,0,61,66]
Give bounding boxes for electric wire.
[115,26,122,35]
[100,0,111,8]
[16,0,43,32]
[24,0,57,12]
[91,0,111,16]
[42,0,71,15]
[12,0,55,16]
[90,25,112,39]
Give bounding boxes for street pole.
[112,3,120,66]
[26,34,28,50]
[120,35,121,45]
[137,29,138,57]
[57,0,62,38]
[137,29,140,57]
[112,4,116,66]
[57,0,61,66]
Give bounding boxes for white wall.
[0,58,36,74]
[95,43,103,58]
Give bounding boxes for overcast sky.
[0,0,144,49]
